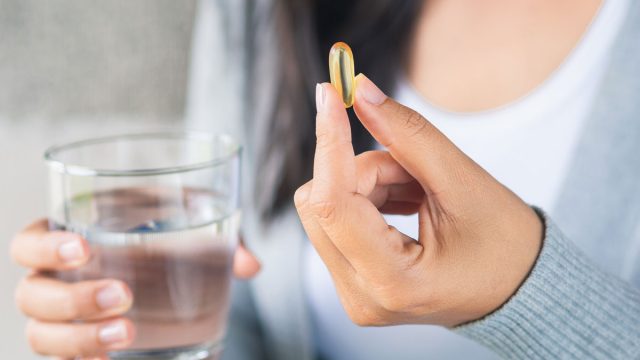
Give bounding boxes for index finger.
[308,85,422,277]
[311,83,357,199]
[10,219,89,270]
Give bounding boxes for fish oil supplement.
[329,42,356,108]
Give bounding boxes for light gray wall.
[0,0,196,119]
[0,1,196,358]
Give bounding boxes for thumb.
[353,74,482,196]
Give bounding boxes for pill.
[329,42,356,108]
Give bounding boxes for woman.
[11,0,640,358]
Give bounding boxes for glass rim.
[44,131,241,177]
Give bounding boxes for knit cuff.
[455,212,640,359]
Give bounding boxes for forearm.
[456,212,640,359]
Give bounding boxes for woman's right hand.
[11,219,135,359]
[11,219,261,359]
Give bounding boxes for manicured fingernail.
[356,74,387,105]
[58,240,85,264]
[96,283,129,310]
[99,321,129,345]
[315,83,326,113]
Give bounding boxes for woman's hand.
[294,75,543,328]
[10,220,260,359]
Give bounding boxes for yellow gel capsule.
[329,42,356,108]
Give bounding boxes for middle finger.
[16,275,132,322]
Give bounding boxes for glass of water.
[45,132,241,360]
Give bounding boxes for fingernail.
[315,83,326,113]
[98,321,129,345]
[58,240,85,264]
[96,283,129,310]
[356,74,387,105]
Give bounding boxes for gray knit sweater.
[456,214,640,359]
[186,0,640,359]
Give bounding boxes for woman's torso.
[304,0,631,358]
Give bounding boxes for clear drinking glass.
[45,132,241,360]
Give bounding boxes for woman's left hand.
[294,75,543,328]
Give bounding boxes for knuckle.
[401,107,424,128]
[309,200,338,221]
[356,150,389,170]
[358,150,378,162]
[343,301,367,326]
[315,134,351,153]
[348,304,383,327]
[315,131,333,150]
[349,312,373,327]
[341,290,385,326]
[293,184,311,209]
[403,110,429,139]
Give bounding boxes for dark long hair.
[253,0,424,220]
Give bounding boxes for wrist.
[477,205,544,325]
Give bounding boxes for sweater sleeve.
[455,212,640,359]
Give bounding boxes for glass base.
[109,342,222,360]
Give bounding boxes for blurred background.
[0,1,197,357]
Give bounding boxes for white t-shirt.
[305,0,628,358]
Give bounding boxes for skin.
[10,219,260,359]
[295,77,542,327]
[409,0,601,111]
[11,0,601,357]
